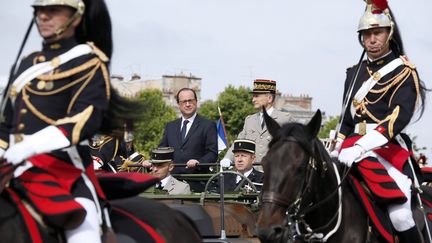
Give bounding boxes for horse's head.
[257,109,330,243]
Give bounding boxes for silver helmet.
[357,0,394,46]
[32,0,85,15]
[32,0,85,38]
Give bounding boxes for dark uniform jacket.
[0,37,110,169]
[0,37,110,228]
[224,168,264,192]
[339,51,419,144]
[339,51,421,204]
[159,114,218,174]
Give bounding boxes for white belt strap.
[10,44,93,103]
[351,58,404,118]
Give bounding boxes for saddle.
[2,171,162,243]
[349,169,432,243]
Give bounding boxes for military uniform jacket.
[225,108,294,162]
[0,37,110,169]
[163,176,191,195]
[224,168,264,192]
[339,51,420,146]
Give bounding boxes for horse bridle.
[261,137,347,242]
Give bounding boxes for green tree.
[133,89,177,157]
[318,116,339,139]
[200,85,255,148]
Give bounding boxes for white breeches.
[378,155,415,232]
[65,197,101,243]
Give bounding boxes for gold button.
[20,108,27,115]
[17,123,25,131]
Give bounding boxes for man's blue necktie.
[181,120,189,141]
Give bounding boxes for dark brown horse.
[256,110,381,243]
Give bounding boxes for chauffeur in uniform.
[333,0,427,242]
[150,147,191,195]
[0,0,127,242]
[221,79,294,168]
[224,139,263,192]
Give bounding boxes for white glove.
[220,158,232,168]
[4,126,70,165]
[338,145,365,167]
[330,138,343,158]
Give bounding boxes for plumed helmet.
[32,0,85,16]
[358,0,393,32]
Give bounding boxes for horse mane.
[268,122,332,167]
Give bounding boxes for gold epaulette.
[400,55,416,69]
[87,42,109,62]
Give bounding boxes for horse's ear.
[306,109,322,139]
[263,106,280,137]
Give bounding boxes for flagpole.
[217,106,229,147]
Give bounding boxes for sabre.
[330,49,366,151]
[0,17,35,122]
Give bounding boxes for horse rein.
[261,137,352,242]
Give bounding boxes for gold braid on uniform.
[68,63,101,112]
[36,57,100,81]
[354,64,415,123]
[89,136,114,149]
[118,155,146,172]
[378,106,400,139]
[55,106,94,144]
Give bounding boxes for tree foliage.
[199,85,255,148]
[133,89,176,157]
[318,116,339,139]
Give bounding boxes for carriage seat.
[97,172,159,200]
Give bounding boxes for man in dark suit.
[158,88,218,174]
[224,139,263,192]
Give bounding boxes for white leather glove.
[330,138,343,158]
[4,126,70,165]
[220,158,232,168]
[338,145,365,167]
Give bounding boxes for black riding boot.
[398,226,423,243]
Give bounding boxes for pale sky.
[1,0,431,153]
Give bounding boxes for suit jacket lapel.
[175,119,183,144]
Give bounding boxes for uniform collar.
[42,37,78,52]
[260,106,274,117]
[160,175,172,187]
[367,51,397,70]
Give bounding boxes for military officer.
[150,147,191,195]
[0,0,131,242]
[220,79,294,168]
[334,0,427,242]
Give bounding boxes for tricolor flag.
[217,107,228,153]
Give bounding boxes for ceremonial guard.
[0,0,135,242]
[334,0,427,242]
